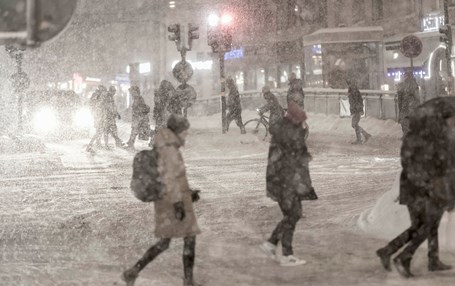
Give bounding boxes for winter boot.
[260,241,277,260]
[183,278,201,286]
[428,259,452,272]
[376,247,392,271]
[393,254,414,278]
[280,255,307,267]
[364,133,372,143]
[121,266,139,286]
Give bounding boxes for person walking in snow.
[225,76,246,134]
[376,97,455,278]
[122,114,201,286]
[86,85,107,151]
[258,85,284,128]
[287,72,305,110]
[153,80,174,134]
[347,78,371,144]
[103,86,123,148]
[260,101,317,266]
[125,86,151,150]
[397,70,420,137]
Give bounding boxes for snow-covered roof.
[303,26,384,46]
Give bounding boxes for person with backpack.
[122,114,201,286]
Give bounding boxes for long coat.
[153,128,201,238]
[227,86,242,116]
[266,117,313,208]
[399,98,455,208]
[348,86,364,115]
[287,78,305,108]
[397,78,420,122]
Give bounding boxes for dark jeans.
[226,111,245,132]
[134,236,196,281]
[382,200,444,260]
[351,112,369,141]
[268,197,302,256]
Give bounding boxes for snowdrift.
[358,172,455,252]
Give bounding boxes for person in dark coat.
[104,86,123,148]
[86,85,107,151]
[125,86,151,150]
[122,115,201,286]
[258,85,284,128]
[225,76,246,134]
[260,101,316,266]
[376,97,455,278]
[347,79,371,144]
[397,70,420,137]
[287,72,305,109]
[153,80,174,134]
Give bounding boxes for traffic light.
[168,24,181,42]
[207,27,219,53]
[188,23,199,50]
[439,24,452,47]
[220,27,233,52]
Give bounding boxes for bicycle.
[243,109,309,141]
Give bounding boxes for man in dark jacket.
[260,101,316,267]
[347,79,371,144]
[86,85,107,152]
[397,70,420,137]
[258,85,284,128]
[104,86,123,148]
[376,97,455,278]
[153,80,174,134]
[226,76,246,134]
[125,86,150,150]
[287,72,305,109]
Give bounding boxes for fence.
[189,88,399,121]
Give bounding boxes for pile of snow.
[0,134,46,153]
[358,172,455,252]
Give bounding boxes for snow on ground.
[1,113,454,285]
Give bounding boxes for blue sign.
[224,48,244,60]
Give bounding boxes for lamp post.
[207,13,233,133]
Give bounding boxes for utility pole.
[442,0,454,95]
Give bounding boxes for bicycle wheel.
[243,119,268,141]
[303,121,309,141]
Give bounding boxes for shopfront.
[303,26,384,90]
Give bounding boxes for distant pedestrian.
[397,70,420,137]
[259,85,284,128]
[287,72,305,109]
[86,85,107,151]
[153,80,174,134]
[122,114,201,286]
[347,79,371,144]
[226,76,246,134]
[376,97,455,278]
[125,86,151,150]
[260,101,317,266]
[104,86,123,148]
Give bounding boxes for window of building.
[372,0,383,20]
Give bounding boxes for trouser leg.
[226,111,233,131]
[235,113,246,133]
[183,236,196,283]
[427,204,444,260]
[351,113,362,142]
[127,127,138,146]
[134,238,171,271]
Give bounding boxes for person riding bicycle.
[258,85,284,127]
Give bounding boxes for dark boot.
[428,258,452,272]
[183,236,197,286]
[121,266,139,286]
[376,247,392,271]
[393,254,414,278]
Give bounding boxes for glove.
[173,201,186,221]
[191,189,201,202]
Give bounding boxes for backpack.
[130,149,165,202]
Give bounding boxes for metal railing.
[190,88,399,121]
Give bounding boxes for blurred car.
[23,90,93,138]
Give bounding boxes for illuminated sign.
[224,48,244,60]
[422,13,444,32]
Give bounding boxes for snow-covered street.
[1,113,454,286]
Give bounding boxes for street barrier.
[189,88,398,121]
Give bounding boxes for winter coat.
[153,128,201,238]
[89,91,106,129]
[104,94,119,129]
[287,78,305,108]
[266,117,313,207]
[131,95,150,128]
[227,86,242,116]
[153,87,172,130]
[399,97,455,208]
[348,86,364,115]
[397,78,420,121]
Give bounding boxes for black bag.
[130,149,165,202]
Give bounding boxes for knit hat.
[285,101,307,125]
[167,114,190,134]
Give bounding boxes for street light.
[207,12,234,133]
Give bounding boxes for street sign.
[172,60,194,83]
[400,35,423,58]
